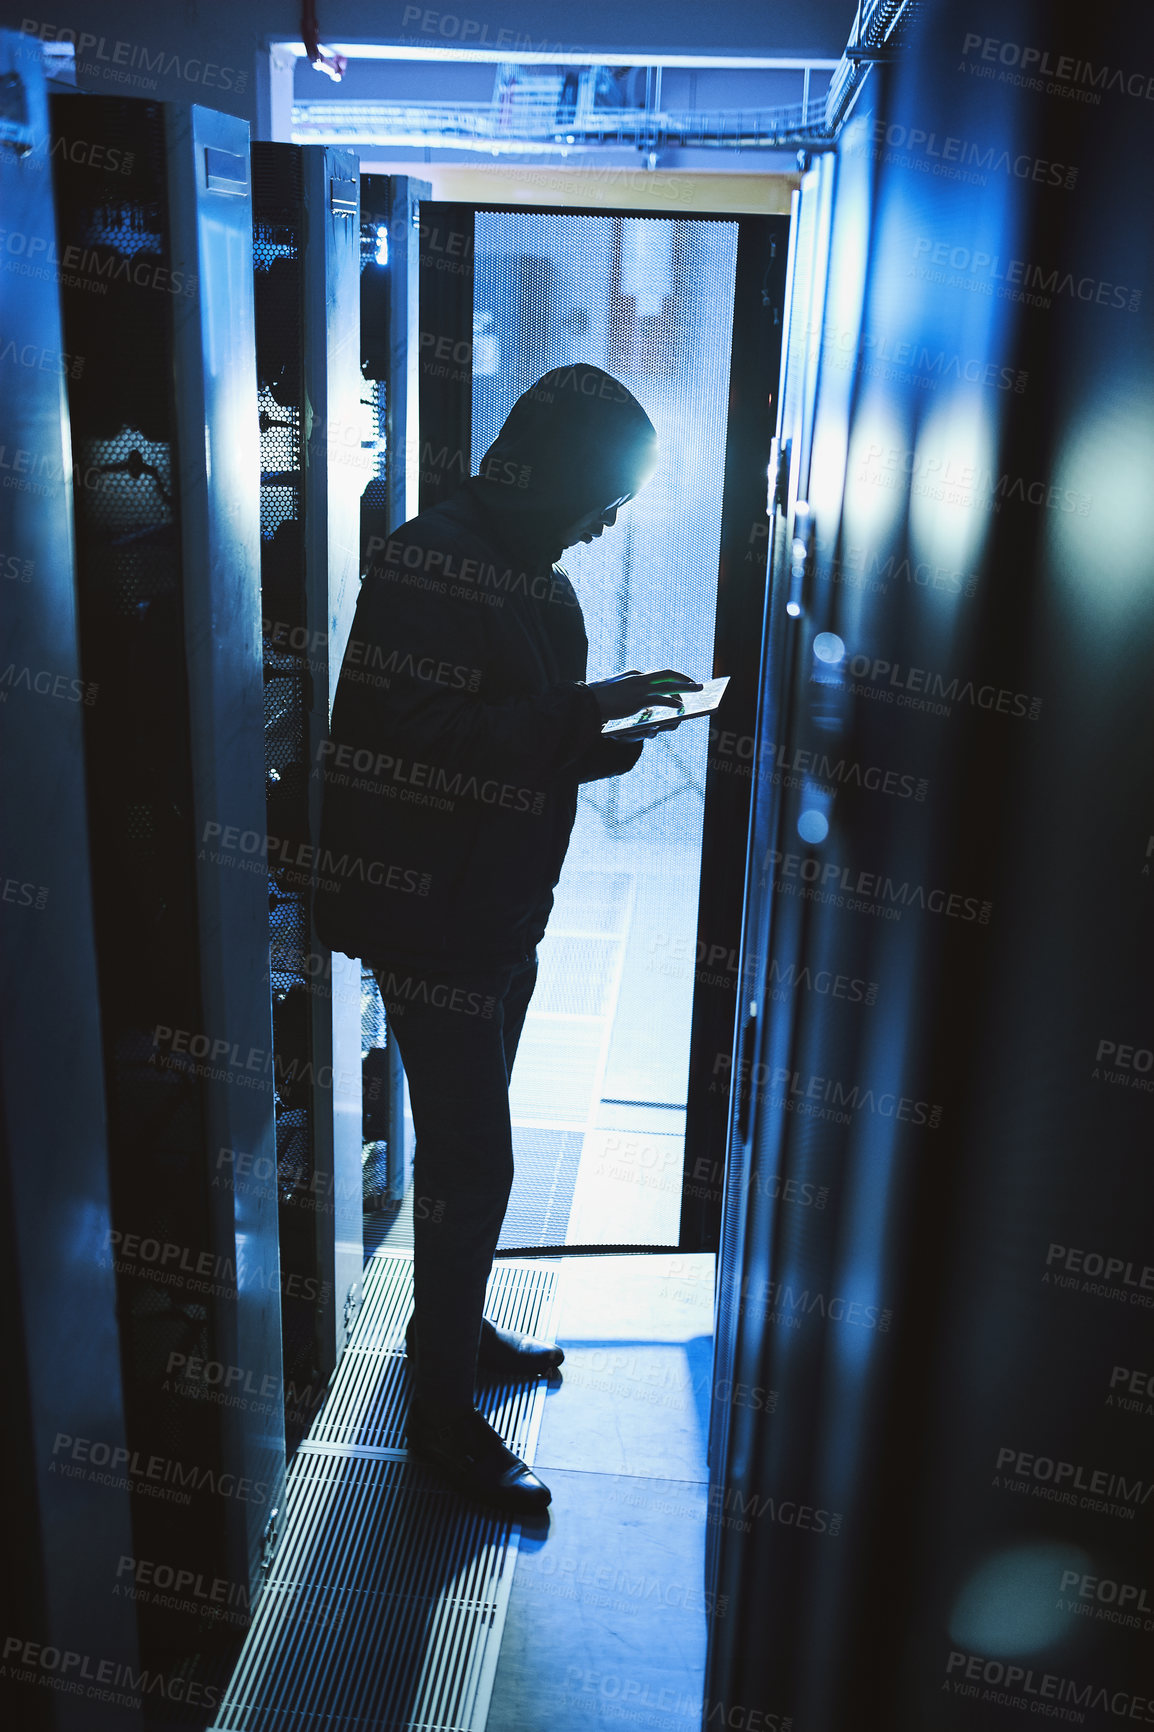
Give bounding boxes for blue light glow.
[374,223,389,267]
[797,809,828,844]
[950,1544,1091,1655]
[813,631,845,664]
[786,601,802,617]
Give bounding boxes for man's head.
[558,495,630,550]
[470,365,658,565]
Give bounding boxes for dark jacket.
[313,482,643,968]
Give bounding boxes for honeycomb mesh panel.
[471,210,738,1250]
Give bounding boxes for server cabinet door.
[358,172,429,1211]
[251,143,364,1416]
[704,148,846,1518]
[301,146,364,1377]
[381,174,429,533]
[705,3,1154,1726]
[166,98,288,1611]
[0,32,142,1732]
[50,88,285,1692]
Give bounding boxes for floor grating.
[211,1253,557,1731]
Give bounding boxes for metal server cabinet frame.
[357,173,428,1213]
[703,144,844,1704]
[49,89,286,1691]
[707,145,840,1523]
[379,175,427,535]
[251,144,363,1437]
[0,32,143,1732]
[302,149,363,1374]
[168,101,288,1609]
[707,0,1154,1713]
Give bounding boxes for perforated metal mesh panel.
[472,211,738,1249]
[472,220,738,849]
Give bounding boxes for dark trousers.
[369,953,538,1411]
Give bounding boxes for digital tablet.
[601,674,731,737]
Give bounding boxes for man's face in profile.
[559,495,632,550]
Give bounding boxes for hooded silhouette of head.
[468,364,658,567]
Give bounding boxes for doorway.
[419,201,785,1253]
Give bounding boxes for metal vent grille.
[307,1256,554,1458]
[212,1253,557,1731]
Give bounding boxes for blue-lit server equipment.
[250,143,364,1448]
[706,1,1154,1727]
[43,83,285,1707]
[0,33,143,1732]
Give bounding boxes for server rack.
[0,32,142,1732]
[250,144,364,1449]
[48,88,284,1705]
[705,145,842,1582]
[357,172,426,1214]
[706,2,1154,1726]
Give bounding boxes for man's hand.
[586,668,702,724]
[619,715,684,741]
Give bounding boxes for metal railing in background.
[290,2,921,156]
[292,92,835,153]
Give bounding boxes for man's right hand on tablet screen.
[585,669,702,723]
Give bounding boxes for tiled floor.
[485,1250,716,1732]
[499,844,703,1251]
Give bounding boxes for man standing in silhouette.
[316,364,698,1511]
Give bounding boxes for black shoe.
[404,1314,564,1382]
[406,1399,552,1512]
[477,1317,565,1382]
